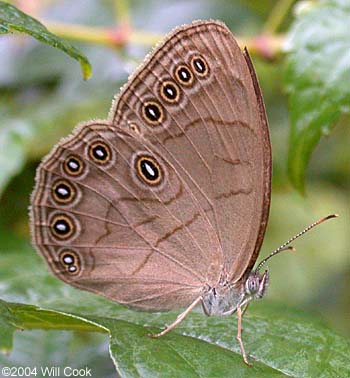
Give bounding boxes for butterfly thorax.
[201,270,269,316]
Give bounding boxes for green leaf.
[0,299,20,353]
[284,0,350,192]
[0,118,34,197]
[0,2,91,79]
[0,234,349,377]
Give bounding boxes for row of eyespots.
[47,138,115,276]
[141,54,210,126]
[59,249,80,275]
[48,139,114,248]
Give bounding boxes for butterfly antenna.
[255,214,338,272]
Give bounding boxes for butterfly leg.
[236,305,252,366]
[148,296,202,338]
[241,301,250,317]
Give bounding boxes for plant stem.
[263,0,296,34]
[45,21,162,48]
[114,0,131,27]
[45,21,284,59]
[45,21,115,47]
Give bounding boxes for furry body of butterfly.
[31,20,272,365]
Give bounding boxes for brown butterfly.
[30,20,336,365]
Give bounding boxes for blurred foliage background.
[0,0,349,375]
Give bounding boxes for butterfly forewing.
[111,20,271,283]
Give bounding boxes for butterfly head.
[244,269,269,300]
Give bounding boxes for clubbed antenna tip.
[255,214,338,272]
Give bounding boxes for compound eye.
[249,280,257,292]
